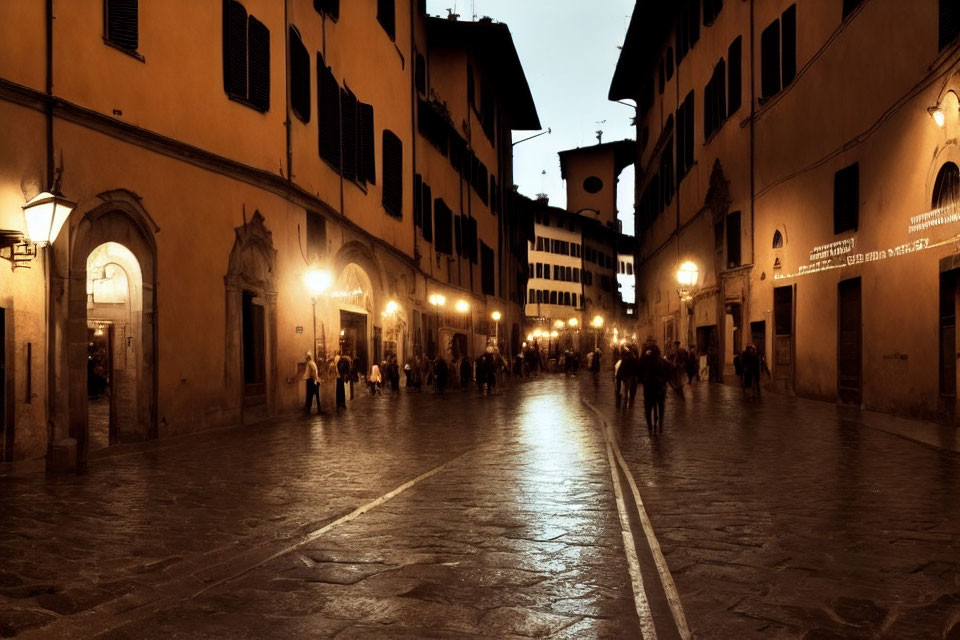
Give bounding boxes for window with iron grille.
[289,27,310,123]
[317,54,340,169]
[378,0,396,41]
[105,0,138,52]
[223,1,271,112]
[382,131,403,217]
[314,0,339,19]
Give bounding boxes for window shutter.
[314,0,339,19]
[466,217,478,262]
[727,36,742,115]
[377,0,396,40]
[833,163,859,234]
[106,0,139,51]
[415,54,426,94]
[223,1,248,99]
[317,55,340,169]
[467,64,475,108]
[382,130,403,217]
[455,215,463,254]
[413,174,423,227]
[340,89,358,181]
[422,183,433,241]
[481,243,495,295]
[689,0,700,47]
[247,16,270,111]
[760,18,781,98]
[289,27,310,123]
[434,200,453,254]
[842,0,862,20]
[781,5,797,88]
[358,102,375,184]
[941,0,960,50]
[675,102,686,179]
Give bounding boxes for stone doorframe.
[65,190,159,469]
[224,211,278,423]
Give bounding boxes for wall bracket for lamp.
[0,230,36,270]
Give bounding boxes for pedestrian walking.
[616,348,639,414]
[335,352,351,411]
[303,352,322,414]
[460,356,472,390]
[435,357,449,395]
[368,363,383,395]
[639,340,667,433]
[388,357,401,392]
[686,345,699,383]
[741,344,762,401]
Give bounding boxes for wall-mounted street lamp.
[491,311,501,347]
[0,190,77,269]
[676,260,699,301]
[929,105,946,127]
[429,294,446,357]
[591,314,604,350]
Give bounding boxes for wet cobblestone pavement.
[0,380,639,639]
[584,374,960,639]
[3,374,960,638]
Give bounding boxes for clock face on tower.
[583,176,603,194]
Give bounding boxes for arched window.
[933,162,960,209]
[772,230,783,248]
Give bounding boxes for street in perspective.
[2,0,960,638]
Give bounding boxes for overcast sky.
[426,0,637,236]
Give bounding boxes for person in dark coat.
[434,357,449,395]
[686,346,699,383]
[335,353,351,411]
[639,342,667,433]
[460,356,472,390]
[616,348,639,413]
[741,344,762,401]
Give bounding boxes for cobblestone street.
[2,375,960,638]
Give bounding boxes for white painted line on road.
[605,437,658,639]
[584,399,692,640]
[191,449,473,599]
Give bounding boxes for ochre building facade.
[0,0,539,468]
[612,0,960,422]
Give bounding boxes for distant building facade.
[0,1,538,467]
[612,0,960,419]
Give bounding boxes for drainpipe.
[44,0,56,467]
[284,0,292,183]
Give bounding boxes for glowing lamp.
[554,319,564,329]
[676,261,699,287]
[22,191,76,245]
[455,299,469,313]
[592,315,604,328]
[491,311,501,321]
[568,318,578,327]
[385,300,398,314]
[550,331,559,338]
[930,105,946,127]
[429,294,446,307]
[526,334,533,341]
[304,268,333,297]
[533,329,542,338]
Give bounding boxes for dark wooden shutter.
[675,101,686,179]
[727,36,742,115]
[434,200,453,254]
[289,27,310,123]
[760,18,781,98]
[413,174,423,227]
[703,0,722,26]
[415,54,426,94]
[941,0,960,50]
[833,163,859,234]
[422,183,433,241]
[382,130,403,217]
[358,102,375,184]
[781,5,797,88]
[377,0,396,40]
[726,210,741,268]
[689,0,700,47]
[223,1,248,99]
[317,54,340,169]
[454,215,463,255]
[466,217,478,262]
[490,177,498,214]
[247,16,270,111]
[842,0,862,20]
[106,0,138,51]
[481,242,495,295]
[340,89,358,181]
[467,64,475,108]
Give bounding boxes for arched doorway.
[335,263,374,375]
[67,193,158,468]
[85,242,143,450]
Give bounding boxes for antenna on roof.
[595,120,607,144]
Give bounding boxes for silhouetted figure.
[434,357,449,395]
[640,342,667,433]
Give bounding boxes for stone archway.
[67,191,158,469]
[225,211,278,423]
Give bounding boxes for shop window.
[105,0,138,52]
[772,229,783,248]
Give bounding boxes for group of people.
[302,351,364,415]
[614,340,672,433]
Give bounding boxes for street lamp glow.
[304,268,333,297]
[526,333,533,341]
[22,191,76,245]
[455,299,469,313]
[554,319,564,329]
[930,105,946,127]
[429,293,446,307]
[385,300,398,314]
[550,330,559,338]
[533,329,542,338]
[491,311,501,321]
[568,318,578,327]
[677,261,699,287]
[591,315,604,329]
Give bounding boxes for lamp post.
[428,294,446,358]
[455,299,470,357]
[568,317,579,353]
[491,311,501,349]
[304,268,333,360]
[676,260,699,347]
[591,314,604,350]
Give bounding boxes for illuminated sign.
[776,237,935,280]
